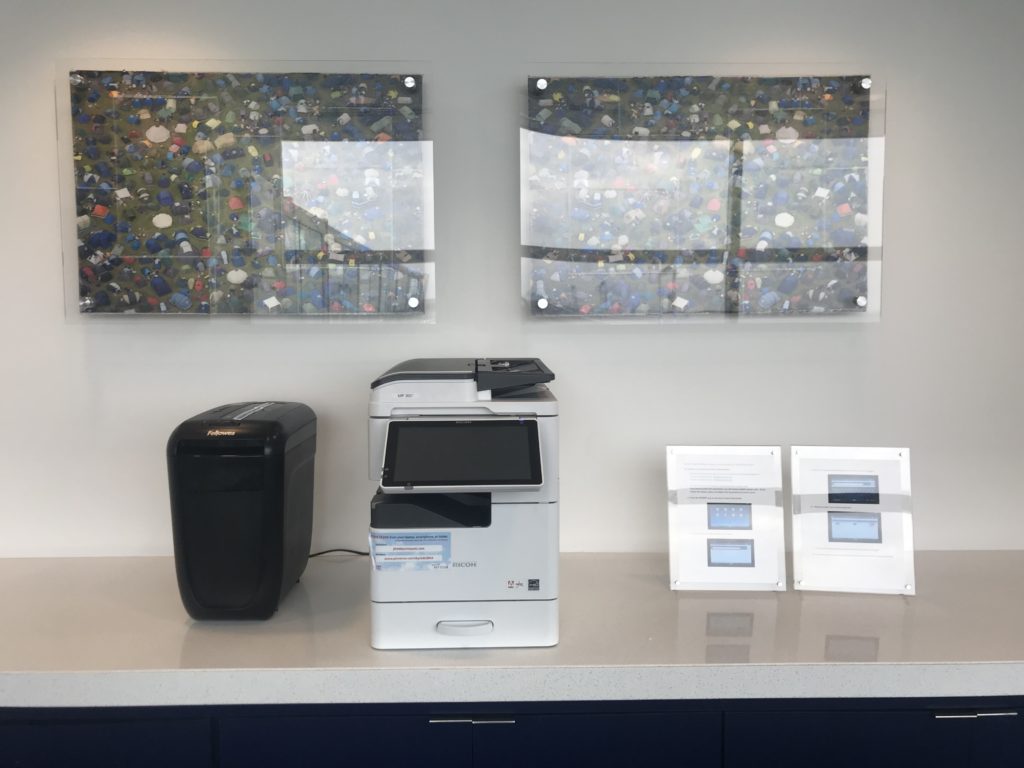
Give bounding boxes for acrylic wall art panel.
[521,74,884,318]
[67,70,433,315]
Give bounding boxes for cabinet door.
[218,714,473,768]
[0,719,212,768]
[969,709,1024,766]
[725,710,972,768]
[471,711,722,768]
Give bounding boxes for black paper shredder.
[167,402,316,619]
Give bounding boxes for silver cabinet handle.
[934,711,1019,720]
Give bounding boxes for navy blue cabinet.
[723,709,971,768]
[218,714,472,768]
[0,717,212,768]
[723,703,1024,768]
[470,711,721,767]
[216,708,721,767]
[2,698,1020,767]
[965,709,1024,766]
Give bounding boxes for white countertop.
[2,552,1024,707]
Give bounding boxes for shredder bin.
[167,402,316,619]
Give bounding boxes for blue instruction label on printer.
[370,532,452,571]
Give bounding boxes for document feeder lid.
[371,358,554,396]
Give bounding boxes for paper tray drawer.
[370,599,558,649]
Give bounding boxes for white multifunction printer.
[368,358,559,649]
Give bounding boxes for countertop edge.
[4,662,1024,708]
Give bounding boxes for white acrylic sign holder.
[791,446,915,595]
[667,445,786,591]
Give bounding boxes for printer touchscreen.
[382,420,542,488]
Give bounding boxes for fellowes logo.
[206,429,237,437]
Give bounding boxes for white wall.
[1,0,1022,556]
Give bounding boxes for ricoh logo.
[206,429,237,437]
[452,561,477,568]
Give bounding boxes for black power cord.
[309,547,369,558]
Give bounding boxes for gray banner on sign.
[792,493,912,515]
